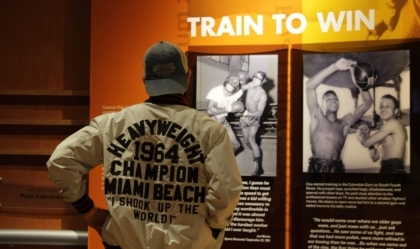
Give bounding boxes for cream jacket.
[47,102,243,249]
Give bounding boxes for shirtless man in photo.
[306,58,373,173]
[240,71,268,176]
[207,76,244,152]
[357,94,407,173]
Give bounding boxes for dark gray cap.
[143,41,189,96]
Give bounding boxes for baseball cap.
[143,41,189,96]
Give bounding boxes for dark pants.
[103,242,121,249]
[308,157,345,173]
[380,158,406,173]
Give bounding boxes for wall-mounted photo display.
[290,43,420,249]
[186,49,287,248]
[302,50,410,174]
[195,54,278,177]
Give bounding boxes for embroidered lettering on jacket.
[104,119,208,223]
[107,119,205,164]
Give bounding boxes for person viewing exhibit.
[46,41,243,249]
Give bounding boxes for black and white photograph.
[195,54,278,177]
[302,50,411,173]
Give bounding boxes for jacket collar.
[145,94,189,106]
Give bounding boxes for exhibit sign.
[0,177,75,212]
[302,50,410,174]
[292,48,419,249]
[186,0,420,46]
[196,54,278,243]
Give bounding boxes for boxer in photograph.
[239,71,268,176]
[357,94,407,173]
[306,58,373,173]
[206,76,244,152]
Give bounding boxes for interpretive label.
[306,182,405,209]
[307,218,407,249]
[224,180,272,243]
[0,179,73,210]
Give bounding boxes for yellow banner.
[186,0,420,46]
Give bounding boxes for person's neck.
[382,117,396,124]
[146,94,189,106]
[325,112,338,122]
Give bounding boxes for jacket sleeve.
[46,117,105,208]
[204,126,243,229]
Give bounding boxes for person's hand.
[367,73,378,88]
[335,58,356,71]
[357,124,370,141]
[84,207,110,237]
[359,124,370,136]
[243,110,249,117]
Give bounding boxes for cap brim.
[145,74,188,96]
